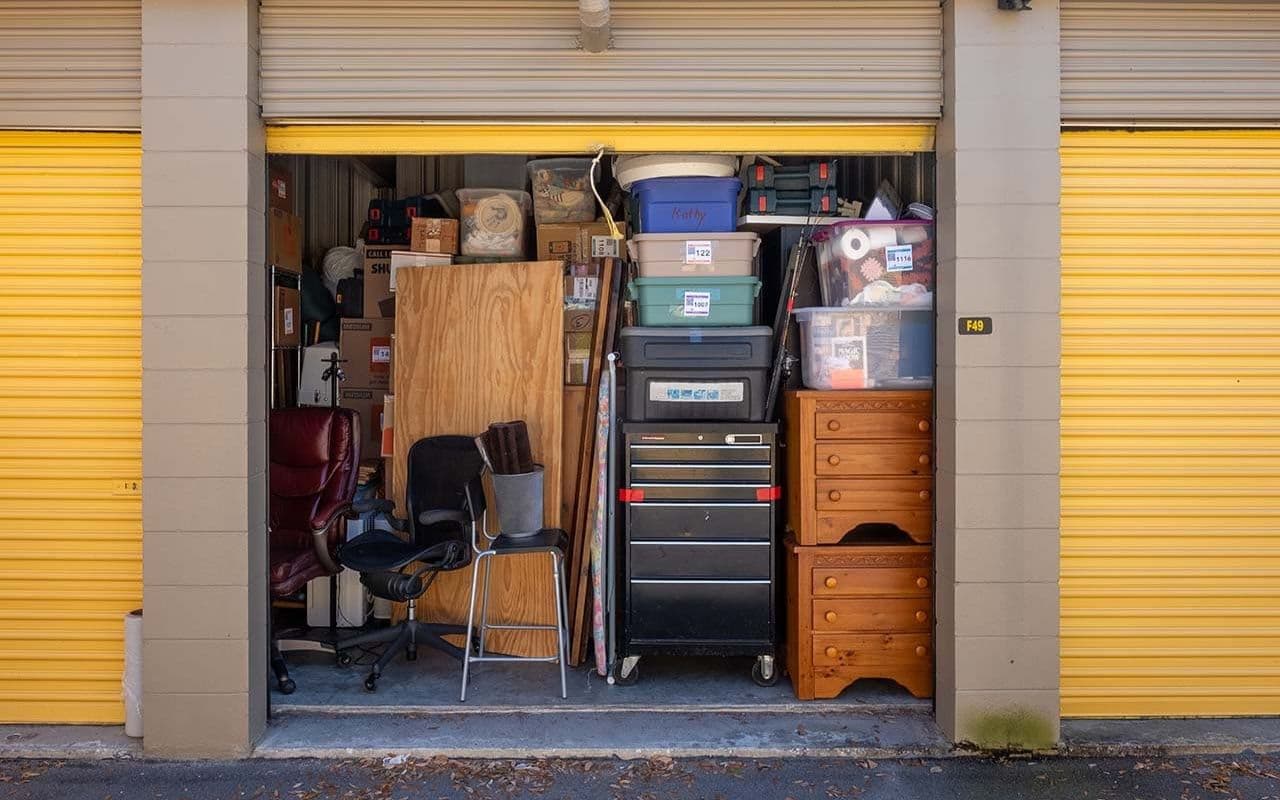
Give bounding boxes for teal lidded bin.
[628,276,761,327]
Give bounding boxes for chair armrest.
[310,527,343,573]
[354,498,409,533]
[312,501,354,536]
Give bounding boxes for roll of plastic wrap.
[839,228,872,260]
[868,226,898,250]
[123,609,143,738]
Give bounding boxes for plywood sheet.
[561,386,587,526]
[394,261,563,657]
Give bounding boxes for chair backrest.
[405,435,486,547]
[269,407,361,537]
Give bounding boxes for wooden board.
[561,386,588,526]
[394,261,563,657]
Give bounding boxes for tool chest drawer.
[786,540,934,700]
[627,503,771,542]
[629,541,772,580]
[628,581,772,644]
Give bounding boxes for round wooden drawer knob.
[919,454,931,466]
[915,611,929,623]
[824,576,838,589]
[915,646,928,658]
[825,611,838,623]
[827,454,841,466]
[827,420,841,432]
[825,646,839,658]
[916,577,929,589]
[919,490,932,501]
[918,419,931,433]
[828,490,842,502]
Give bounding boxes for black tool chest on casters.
[615,422,780,687]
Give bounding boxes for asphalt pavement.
[4,753,1280,800]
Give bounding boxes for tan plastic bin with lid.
[628,232,760,277]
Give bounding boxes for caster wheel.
[613,664,639,686]
[336,652,353,668]
[364,675,379,692]
[278,677,296,695]
[752,659,780,688]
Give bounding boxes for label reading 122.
[684,241,714,265]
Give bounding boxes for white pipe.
[580,0,611,52]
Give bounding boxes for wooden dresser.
[784,390,933,544]
[783,389,934,700]
[786,541,933,699]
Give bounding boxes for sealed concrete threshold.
[255,707,950,761]
[1062,717,1280,757]
[0,725,139,760]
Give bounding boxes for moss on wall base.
[961,708,1058,752]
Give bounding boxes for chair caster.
[752,656,779,688]
[277,677,297,695]
[364,674,379,692]
[336,651,353,668]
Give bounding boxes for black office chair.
[335,435,485,691]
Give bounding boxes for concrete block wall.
[933,0,1062,749]
[140,0,267,758]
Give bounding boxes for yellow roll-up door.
[0,132,141,724]
[1061,129,1280,718]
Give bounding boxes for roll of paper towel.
[867,226,898,251]
[123,609,143,738]
[839,228,872,260]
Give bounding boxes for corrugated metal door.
[259,0,942,120]
[0,132,142,724]
[1061,129,1280,717]
[1061,1,1280,123]
[0,1,141,130]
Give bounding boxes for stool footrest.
[468,655,559,664]
[480,623,560,631]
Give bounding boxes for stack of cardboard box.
[537,220,624,385]
[346,216,458,471]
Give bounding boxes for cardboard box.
[273,285,300,347]
[269,208,302,269]
[536,221,625,265]
[564,307,594,333]
[359,242,396,318]
[389,250,453,292]
[409,218,459,255]
[564,272,599,304]
[269,167,292,213]
[339,387,385,453]
[380,394,394,458]
[340,318,394,390]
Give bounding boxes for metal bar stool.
[461,525,570,701]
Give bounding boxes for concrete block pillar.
[140,0,266,757]
[933,0,1062,749]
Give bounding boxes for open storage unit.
[261,139,939,721]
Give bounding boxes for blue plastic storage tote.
[631,177,741,234]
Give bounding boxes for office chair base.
[336,620,469,692]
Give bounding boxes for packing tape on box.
[839,228,873,260]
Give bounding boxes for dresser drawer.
[811,633,932,668]
[815,411,931,441]
[813,565,932,598]
[815,442,932,477]
[812,597,931,633]
[816,478,933,511]
[630,540,771,580]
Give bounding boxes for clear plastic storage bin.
[795,306,934,390]
[527,158,596,224]
[812,220,935,307]
[456,188,531,257]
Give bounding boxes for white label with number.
[684,240,714,265]
[371,345,391,364]
[885,244,914,273]
[282,307,295,335]
[682,291,711,317]
[591,235,620,258]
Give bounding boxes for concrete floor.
[272,645,927,713]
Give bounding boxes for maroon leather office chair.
[269,406,360,694]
